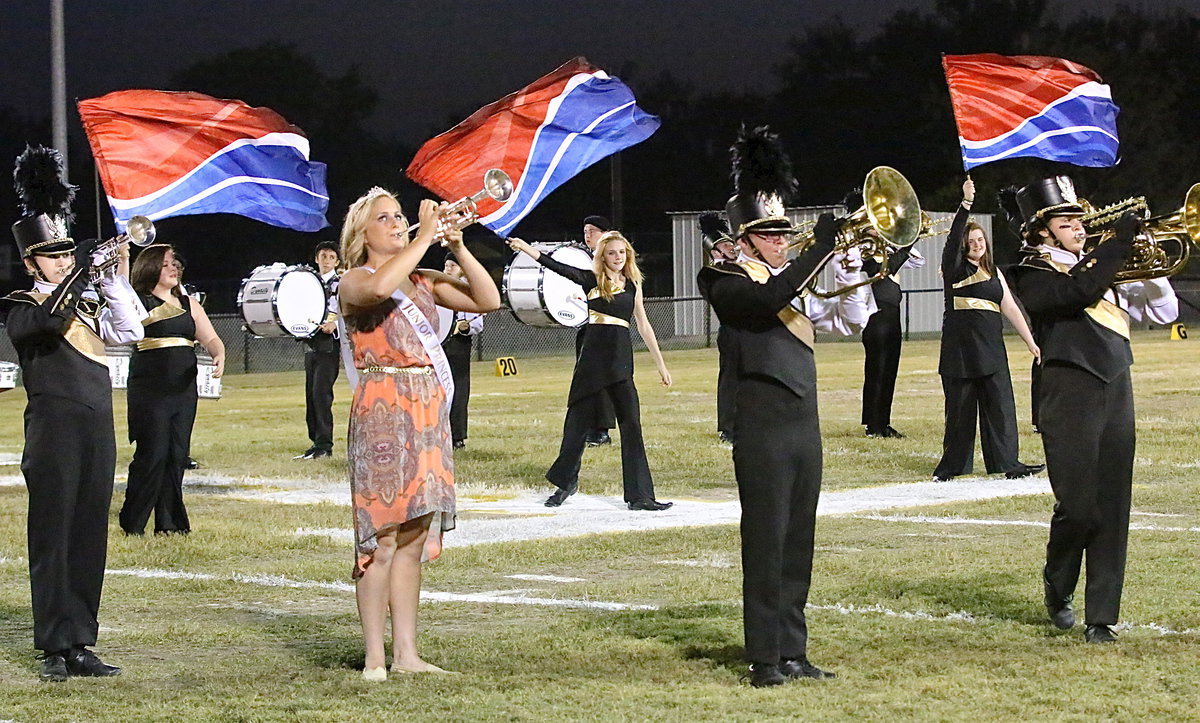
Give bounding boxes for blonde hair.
[339,187,406,270]
[591,231,643,301]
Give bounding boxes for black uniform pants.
[444,336,472,443]
[716,326,736,438]
[304,350,340,451]
[576,328,615,432]
[22,394,115,653]
[861,305,902,431]
[546,379,655,502]
[733,376,822,664]
[121,389,196,534]
[934,369,1021,478]
[1038,364,1135,626]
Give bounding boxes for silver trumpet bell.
[89,214,156,281]
[407,169,514,242]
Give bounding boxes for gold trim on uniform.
[735,260,815,347]
[588,310,630,327]
[953,297,1001,313]
[63,317,108,365]
[361,365,433,375]
[951,266,992,289]
[136,336,194,351]
[1085,298,1131,339]
[143,300,187,325]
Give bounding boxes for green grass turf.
[0,331,1197,721]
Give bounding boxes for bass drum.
[0,361,18,392]
[237,263,328,338]
[434,305,456,343]
[503,243,591,327]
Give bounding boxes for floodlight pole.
[51,0,68,175]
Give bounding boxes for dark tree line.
[2,2,1198,304]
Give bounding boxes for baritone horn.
[406,168,514,243]
[89,215,156,281]
[789,166,923,299]
[1080,183,1199,283]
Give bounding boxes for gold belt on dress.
[136,337,194,351]
[953,297,1001,313]
[588,310,630,327]
[360,365,433,375]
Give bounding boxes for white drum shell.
[238,263,328,338]
[435,305,455,343]
[0,361,18,391]
[503,243,592,327]
[105,345,131,389]
[196,349,221,399]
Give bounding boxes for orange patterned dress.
[345,272,455,579]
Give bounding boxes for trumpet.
[407,168,514,243]
[90,215,156,281]
[790,166,924,299]
[1080,183,1199,283]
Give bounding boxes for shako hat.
[11,144,77,257]
[1014,175,1084,232]
[725,124,797,239]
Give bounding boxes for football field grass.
[0,332,1197,721]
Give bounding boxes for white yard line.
[856,513,1200,533]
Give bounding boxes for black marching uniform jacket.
[1008,230,1136,626]
[696,230,835,665]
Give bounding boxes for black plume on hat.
[698,212,731,244]
[730,124,797,203]
[997,186,1024,238]
[14,144,77,222]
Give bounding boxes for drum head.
[275,269,327,337]
[541,245,591,327]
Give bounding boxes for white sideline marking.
[0,453,20,467]
[856,514,1200,533]
[286,476,1051,547]
[105,567,650,611]
[506,574,587,583]
[657,558,735,569]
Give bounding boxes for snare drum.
[503,243,591,327]
[237,263,328,338]
[0,361,18,392]
[195,348,222,399]
[105,345,131,389]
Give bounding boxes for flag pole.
[50,0,68,175]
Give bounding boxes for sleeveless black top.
[130,293,197,395]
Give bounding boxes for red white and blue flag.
[942,54,1120,170]
[77,90,329,232]
[406,57,660,237]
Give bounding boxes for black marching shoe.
[1005,463,1046,479]
[1046,601,1076,630]
[453,439,466,449]
[627,498,673,511]
[718,430,735,445]
[544,481,578,507]
[1084,624,1117,643]
[780,657,836,680]
[38,652,69,682]
[65,648,121,677]
[584,430,612,447]
[881,426,905,439]
[184,457,200,470]
[747,663,787,688]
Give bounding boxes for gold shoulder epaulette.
[701,261,750,278]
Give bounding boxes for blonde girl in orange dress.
[337,188,500,681]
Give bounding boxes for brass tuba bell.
[790,166,923,298]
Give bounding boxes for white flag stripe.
[958,81,1112,149]
[110,174,329,221]
[962,124,1120,164]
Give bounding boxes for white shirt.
[735,251,872,337]
[1036,243,1179,325]
[34,275,146,346]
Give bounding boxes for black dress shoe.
[718,430,735,444]
[865,427,884,438]
[1005,463,1046,479]
[627,499,673,511]
[780,657,836,680]
[1046,602,1076,630]
[184,457,200,470]
[882,426,905,439]
[293,447,319,460]
[585,430,612,447]
[65,648,121,677]
[544,482,578,507]
[1084,624,1117,643]
[747,663,787,688]
[39,652,69,682]
[453,439,466,449]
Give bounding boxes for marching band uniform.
[696,125,837,687]
[933,203,1041,481]
[120,292,199,535]
[2,144,142,680]
[441,309,483,447]
[860,245,925,437]
[534,252,667,508]
[580,215,617,446]
[299,267,340,459]
[1006,176,1177,642]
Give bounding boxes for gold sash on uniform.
[736,261,816,347]
[136,336,194,352]
[588,310,630,327]
[1044,258,1131,339]
[953,297,1000,313]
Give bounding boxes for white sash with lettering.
[337,268,454,405]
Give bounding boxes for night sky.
[5,0,1196,146]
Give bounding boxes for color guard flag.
[77,90,329,231]
[406,57,661,237]
[942,54,1120,170]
